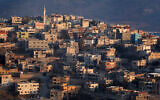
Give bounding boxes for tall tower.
[43,5,46,25]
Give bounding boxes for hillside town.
[0,7,160,100]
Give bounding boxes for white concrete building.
[0,74,13,86]
[11,16,22,24]
[17,82,39,95]
[81,19,90,28]
[27,39,49,50]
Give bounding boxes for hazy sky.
[0,0,160,32]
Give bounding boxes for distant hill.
[0,0,160,32]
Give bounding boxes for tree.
[23,16,31,24]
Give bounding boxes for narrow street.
[40,74,50,99]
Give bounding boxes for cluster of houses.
[0,11,160,100]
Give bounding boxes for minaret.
[43,5,46,25]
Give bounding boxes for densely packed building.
[0,6,160,100]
